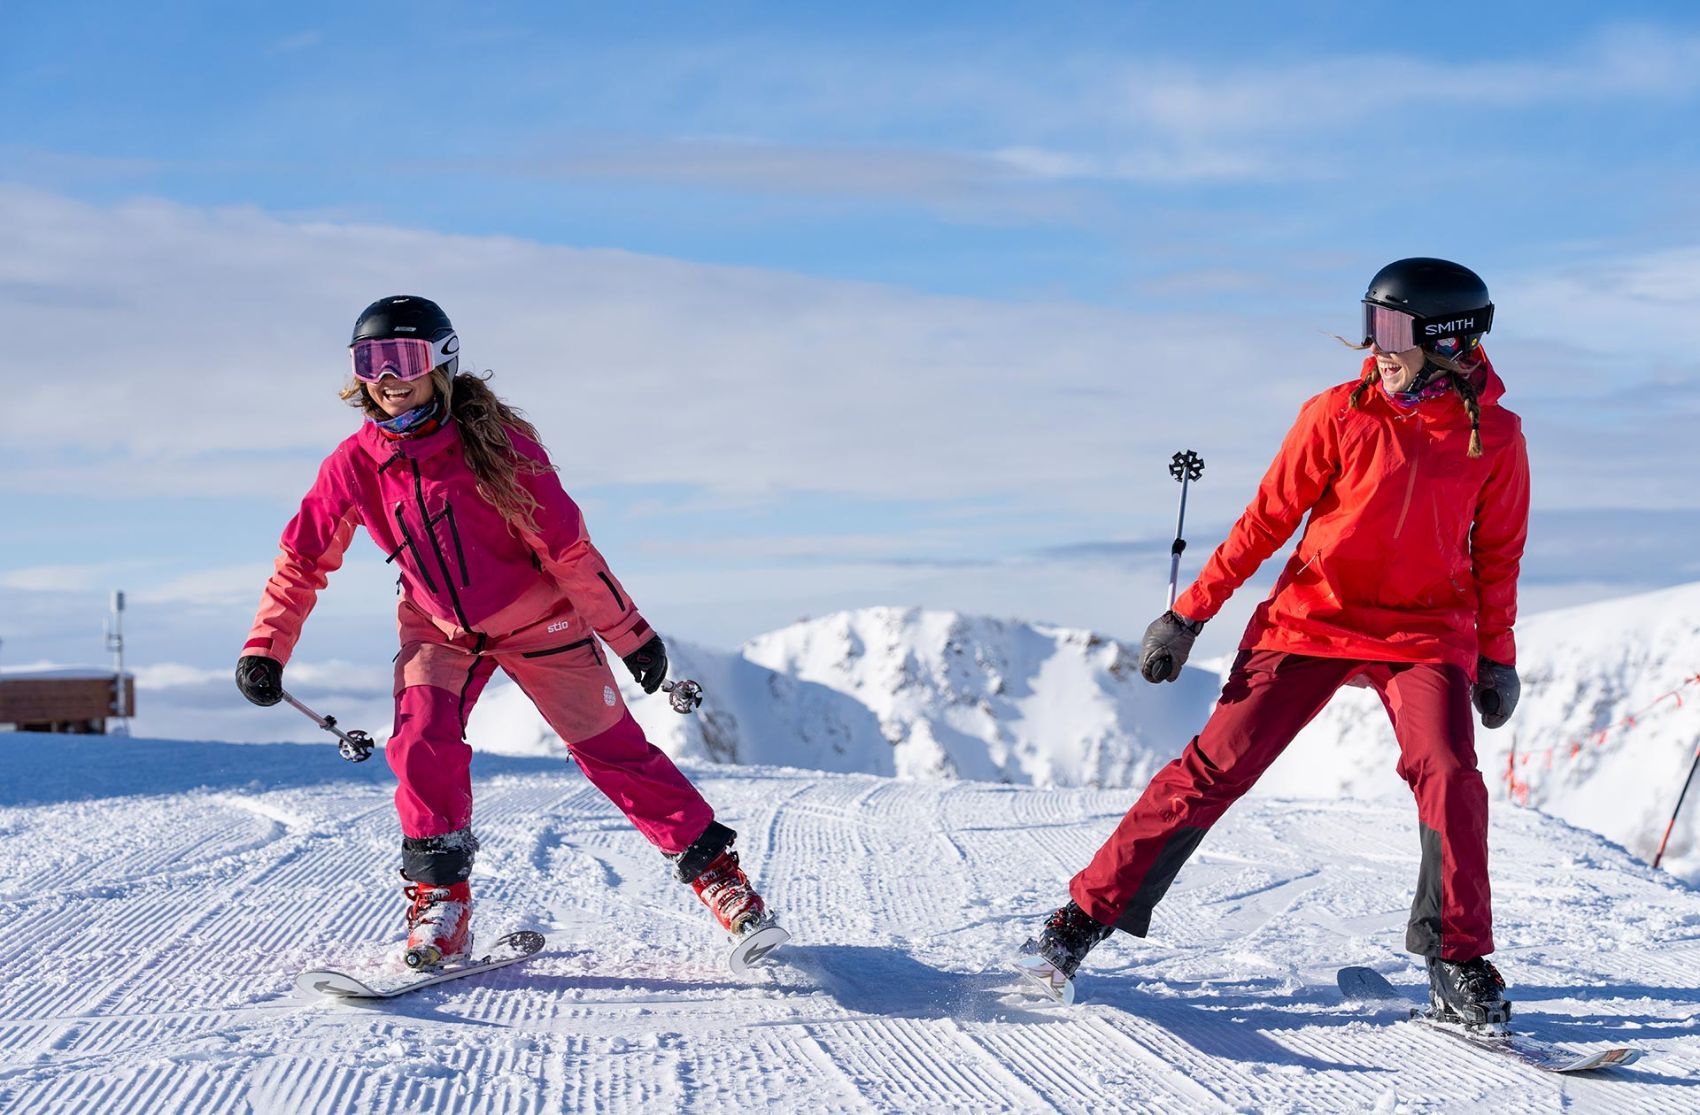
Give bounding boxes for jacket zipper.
[597,571,627,611]
[410,461,476,632]
[440,502,471,587]
[392,503,440,594]
[1391,448,1420,541]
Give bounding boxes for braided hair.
[1347,366,1380,411]
[1338,339,1484,458]
[1443,366,1485,458]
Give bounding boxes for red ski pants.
[1071,650,1492,960]
[386,600,714,882]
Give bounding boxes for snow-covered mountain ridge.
[470,606,1221,790]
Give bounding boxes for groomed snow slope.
[2,733,1697,1113]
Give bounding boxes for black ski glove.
[622,634,669,695]
[1139,611,1205,683]
[1473,657,1520,730]
[235,654,284,707]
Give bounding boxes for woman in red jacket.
[1017,260,1529,1025]
[235,296,776,970]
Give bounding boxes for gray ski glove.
[1139,611,1205,683]
[1473,657,1520,729]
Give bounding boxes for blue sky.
[3,2,1700,733]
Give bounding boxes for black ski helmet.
[1362,258,1493,354]
[351,295,460,376]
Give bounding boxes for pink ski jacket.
[244,419,653,665]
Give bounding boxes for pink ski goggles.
[351,337,437,383]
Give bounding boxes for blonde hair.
[1333,336,1484,458]
[341,368,552,531]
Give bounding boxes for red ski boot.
[402,873,472,969]
[689,850,768,936]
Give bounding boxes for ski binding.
[1336,965,1643,1074]
[298,930,546,1000]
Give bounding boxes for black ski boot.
[1426,955,1511,1029]
[1034,901,1113,978]
[1014,900,1114,1003]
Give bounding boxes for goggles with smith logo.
[1363,301,1493,354]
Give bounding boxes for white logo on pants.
[603,686,617,707]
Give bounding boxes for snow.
[469,606,1220,790]
[2,730,1697,1112]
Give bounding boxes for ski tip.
[296,970,382,999]
[1011,941,1076,1005]
[1336,965,1402,1004]
[728,922,790,974]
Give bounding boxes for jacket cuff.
[241,636,289,666]
[1171,585,1216,624]
[1478,630,1516,668]
[602,616,655,659]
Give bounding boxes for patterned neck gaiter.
[371,396,444,439]
[1380,375,1455,410]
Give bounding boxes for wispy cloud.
[497,24,1700,194]
[0,562,137,593]
[2,182,1694,518]
[269,31,323,54]
[0,184,1282,515]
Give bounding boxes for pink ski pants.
[387,599,714,856]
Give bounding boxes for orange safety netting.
[1504,673,1700,806]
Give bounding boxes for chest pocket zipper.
[428,501,472,588]
[391,502,440,593]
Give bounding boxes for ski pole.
[661,679,704,715]
[280,689,375,763]
[1166,450,1205,610]
[1652,737,1700,869]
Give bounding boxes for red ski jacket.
[1174,352,1530,673]
[244,419,653,665]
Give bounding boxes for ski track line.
[673,1032,866,1113]
[1080,1009,1260,1112]
[805,1015,1050,1112]
[0,798,282,899]
[959,1013,1211,1114]
[742,779,846,942]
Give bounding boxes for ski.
[1010,938,1076,1005]
[728,919,790,973]
[1336,965,1643,1074]
[298,930,546,1000]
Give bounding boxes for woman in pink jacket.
[236,295,770,969]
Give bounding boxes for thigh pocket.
[519,637,599,664]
